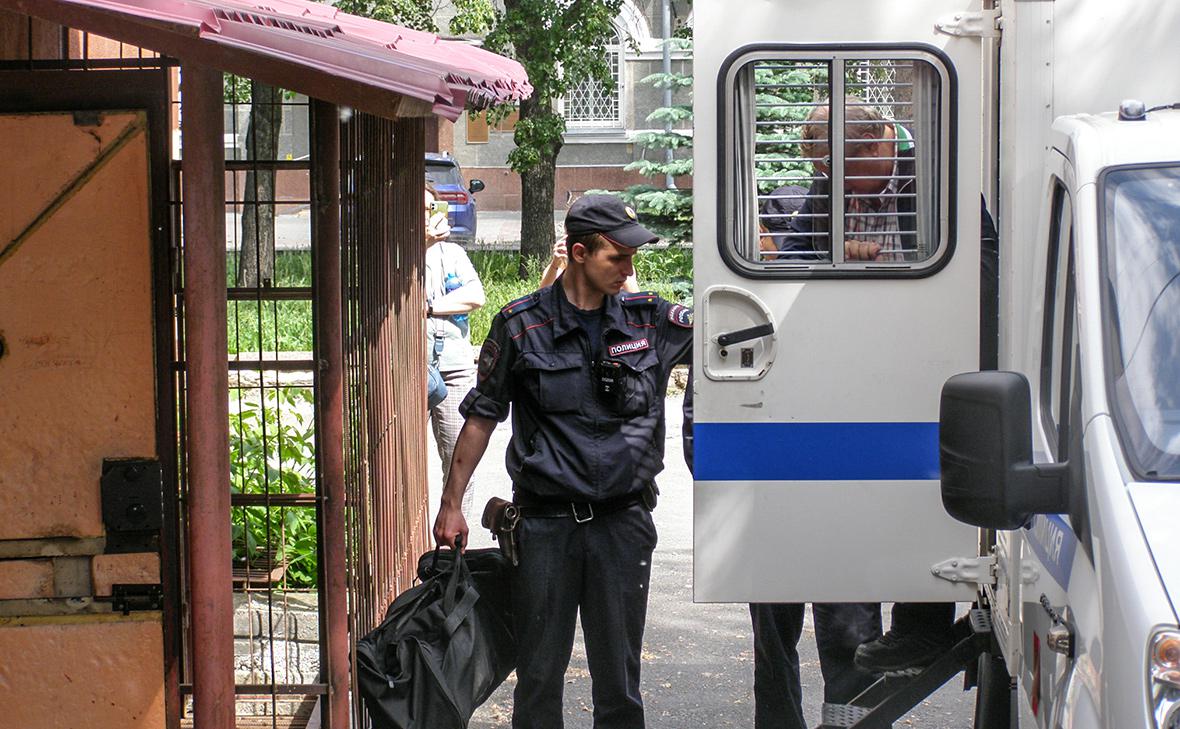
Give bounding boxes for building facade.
[442,0,693,211]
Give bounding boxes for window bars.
[565,29,623,127]
[724,51,948,273]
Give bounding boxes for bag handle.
[441,535,467,614]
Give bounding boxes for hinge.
[935,8,1001,38]
[931,555,997,584]
[111,584,163,615]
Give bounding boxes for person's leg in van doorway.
[430,367,477,519]
[854,602,956,673]
[751,602,882,728]
[813,603,882,707]
[750,603,807,729]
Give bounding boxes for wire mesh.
[340,111,432,729]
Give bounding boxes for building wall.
[443,1,693,210]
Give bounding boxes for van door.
[693,1,986,602]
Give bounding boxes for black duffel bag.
[356,540,515,729]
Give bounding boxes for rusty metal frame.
[0,67,182,728]
[339,112,432,728]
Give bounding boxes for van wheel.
[973,650,1017,729]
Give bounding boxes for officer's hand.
[552,240,568,267]
[844,239,882,261]
[433,502,469,552]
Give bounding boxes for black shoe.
[853,629,953,674]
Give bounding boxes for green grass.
[222,246,694,353]
[226,249,314,288]
[467,247,694,345]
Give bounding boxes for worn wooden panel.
[0,111,156,540]
[0,616,166,728]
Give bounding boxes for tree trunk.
[516,95,562,278]
[238,80,282,287]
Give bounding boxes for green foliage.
[225,251,315,355]
[466,247,693,345]
[753,64,827,193]
[335,0,438,31]
[448,0,496,34]
[613,39,694,243]
[641,71,693,90]
[475,0,624,175]
[230,387,319,588]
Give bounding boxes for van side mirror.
[940,371,1070,530]
[468,179,485,194]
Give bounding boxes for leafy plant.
[466,247,693,345]
[617,38,695,244]
[229,386,319,588]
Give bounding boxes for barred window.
[564,30,623,128]
[720,49,952,275]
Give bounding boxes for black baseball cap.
[565,194,659,248]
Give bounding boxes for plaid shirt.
[845,162,903,260]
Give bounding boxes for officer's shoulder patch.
[668,303,693,328]
[621,290,660,307]
[476,338,501,382]
[500,292,540,318]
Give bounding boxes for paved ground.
[425,394,976,728]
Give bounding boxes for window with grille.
[564,30,623,128]
[719,48,953,276]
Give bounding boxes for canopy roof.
[10,0,532,120]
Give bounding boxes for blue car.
[426,153,484,245]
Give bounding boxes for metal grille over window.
[565,30,622,127]
[725,51,948,272]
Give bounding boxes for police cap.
[565,194,659,248]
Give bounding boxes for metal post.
[311,98,349,729]
[181,61,234,729]
[662,0,675,190]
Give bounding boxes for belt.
[514,489,646,523]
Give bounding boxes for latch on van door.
[701,285,777,381]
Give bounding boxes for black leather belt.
[515,489,646,523]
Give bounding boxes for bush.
[466,247,693,346]
[230,386,318,588]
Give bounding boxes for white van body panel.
[692,0,984,603]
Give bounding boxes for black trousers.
[510,504,657,729]
[889,602,957,641]
[750,602,882,729]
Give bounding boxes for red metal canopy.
[7,0,532,120]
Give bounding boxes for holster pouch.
[642,482,659,511]
[481,497,521,567]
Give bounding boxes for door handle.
[716,323,775,347]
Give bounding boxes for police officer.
[433,194,693,729]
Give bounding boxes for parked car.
[425,153,484,245]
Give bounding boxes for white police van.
[691,1,1180,727]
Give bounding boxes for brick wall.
[465,166,692,211]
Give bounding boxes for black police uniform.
[460,276,692,729]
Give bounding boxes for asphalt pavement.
[425,393,976,728]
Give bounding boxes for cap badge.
[624,206,637,220]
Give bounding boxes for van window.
[719,49,951,275]
[1040,180,1074,456]
[1101,165,1180,480]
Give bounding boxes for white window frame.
[561,27,625,132]
[719,46,954,278]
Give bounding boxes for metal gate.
[340,112,433,728]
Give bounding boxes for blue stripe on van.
[694,422,940,481]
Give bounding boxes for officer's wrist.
[427,304,434,317]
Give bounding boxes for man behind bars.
[779,97,918,261]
